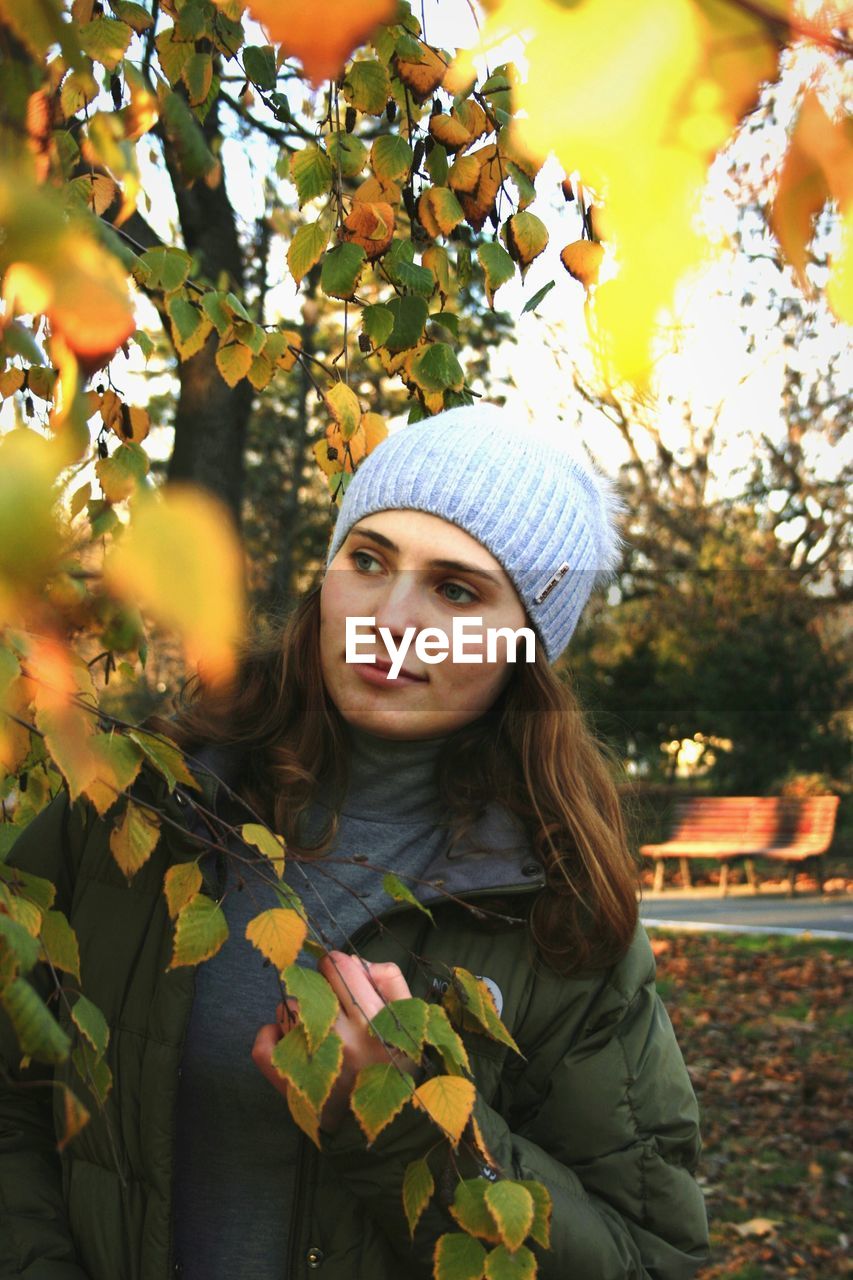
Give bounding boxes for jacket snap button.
[175,792,186,807]
[522,862,541,877]
[306,1246,324,1268]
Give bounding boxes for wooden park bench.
[640,795,840,896]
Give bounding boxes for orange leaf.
[393,40,448,103]
[560,240,604,288]
[341,201,395,260]
[247,0,397,85]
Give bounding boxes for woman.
[0,404,711,1279]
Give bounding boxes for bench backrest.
[667,795,839,847]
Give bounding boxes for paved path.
[638,889,853,939]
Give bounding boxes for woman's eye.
[351,550,381,572]
[440,581,478,605]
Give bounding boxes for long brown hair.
[144,586,640,977]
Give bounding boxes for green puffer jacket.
[0,757,711,1280]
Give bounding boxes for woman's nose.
[370,570,429,643]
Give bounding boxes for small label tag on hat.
[534,561,570,605]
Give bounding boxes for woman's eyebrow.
[349,527,499,580]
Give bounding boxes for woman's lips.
[351,661,428,687]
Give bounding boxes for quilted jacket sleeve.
[318,922,711,1280]
[0,789,92,1279]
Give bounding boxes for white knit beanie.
[325,403,628,663]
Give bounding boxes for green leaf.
[327,131,367,180]
[109,799,161,881]
[0,913,40,980]
[385,295,429,353]
[342,59,390,115]
[448,968,523,1056]
[184,50,213,107]
[484,1244,536,1280]
[515,1181,552,1249]
[168,894,229,969]
[361,304,395,347]
[0,864,56,912]
[426,143,449,186]
[155,26,194,87]
[370,134,413,182]
[72,1039,112,1104]
[78,16,132,72]
[394,261,435,297]
[450,1179,502,1244]
[271,1024,343,1113]
[138,247,193,293]
[71,994,109,1056]
[126,729,201,793]
[410,343,464,395]
[477,242,515,307]
[370,997,429,1057]
[350,1061,415,1143]
[95,441,150,503]
[502,212,548,274]
[381,871,434,922]
[243,44,277,91]
[433,1232,487,1280]
[483,1182,534,1252]
[281,963,338,1054]
[506,162,536,211]
[291,145,333,207]
[288,221,331,286]
[215,342,253,388]
[1,977,71,1064]
[520,280,555,316]
[39,910,80,982]
[425,1003,471,1075]
[201,291,232,336]
[320,243,367,301]
[403,1157,434,1239]
[161,90,219,183]
[167,295,211,359]
[240,823,286,875]
[110,1,154,33]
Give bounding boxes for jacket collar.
[174,742,546,908]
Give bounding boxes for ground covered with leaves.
[647,929,852,1280]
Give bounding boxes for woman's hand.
[251,951,425,1134]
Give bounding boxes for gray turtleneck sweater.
[172,724,455,1278]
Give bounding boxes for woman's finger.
[363,961,411,1003]
[318,951,383,1022]
[251,1023,288,1098]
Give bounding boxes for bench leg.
[679,857,692,889]
[719,861,729,896]
[785,865,796,897]
[744,858,758,893]
[653,860,665,893]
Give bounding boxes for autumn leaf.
[246,0,397,85]
[103,485,245,687]
[341,201,394,260]
[109,799,161,880]
[246,908,307,971]
[169,894,229,969]
[412,1075,475,1146]
[560,240,604,288]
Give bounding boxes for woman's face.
[320,510,531,740]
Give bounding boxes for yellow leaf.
[246,0,396,85]
[412,1075,475,1147]
[57,1085,90,1152]
[245,908,307,971]
[560,240,604,289]
[286,1083,321,1148]
[103,485,245,687]
[215,341,253,388]
[163,861,202,920]
[361,412,388,454]
[240,823,287,876]
[324,383,361,440]
[109,799,161,880]
[393,40,448,103]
